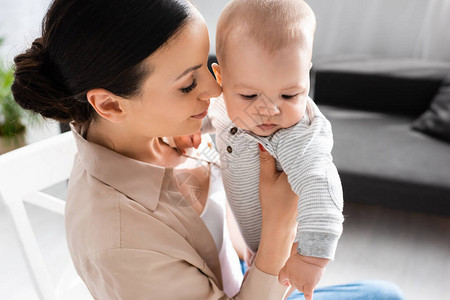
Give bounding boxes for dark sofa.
[311,58,450,216]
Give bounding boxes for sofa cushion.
[412,76,450,143]
[319,104,450,215]
[313,59,450,117]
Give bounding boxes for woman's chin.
[177,121,202,136]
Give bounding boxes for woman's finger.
[278,265,290,287]
[303,286,314,300]
[259,144,277,185]
[192,131,202,149]
[173,136,194,150]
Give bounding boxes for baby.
[173,0,344,298]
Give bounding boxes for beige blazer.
[65,122,288,300]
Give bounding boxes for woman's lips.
[257,124,277,131]
[191,108,208,119]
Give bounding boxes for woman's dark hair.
[12,0,191,124]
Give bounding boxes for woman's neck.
[85,120,186,167]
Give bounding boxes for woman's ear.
[212,63,222,86]
[86,89,127,123]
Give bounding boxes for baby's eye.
[240,94,258,100]
[181,78,198,94]
[281,93,299,100]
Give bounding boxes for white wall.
[191,0,228,55]
[309,0,428,60]
[0,0,51,63]
[307,0,450,62]
[193,0,450,63]
[0,0,59,143]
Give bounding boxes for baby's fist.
[278,244,329,300]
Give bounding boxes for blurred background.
[0,0,449,299]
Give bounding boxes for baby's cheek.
[225,100,253,128]
[234,117,254,131]
[226,105,241,123]
[282,105,305,127]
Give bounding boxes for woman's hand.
[173,130,202,152]
[253,144,298,275]
[258,145,298,227]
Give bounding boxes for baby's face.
[215,39,312,136]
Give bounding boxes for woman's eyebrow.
[175,64,202,81]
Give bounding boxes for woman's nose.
[199,71,222,101]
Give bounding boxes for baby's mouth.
[257,123,277,131]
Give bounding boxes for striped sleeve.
[273,113,344,260]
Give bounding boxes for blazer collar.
[70,122,165,212]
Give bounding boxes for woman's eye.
[281,93,299,100]
[181,78,198,94]
[240,94,258,100]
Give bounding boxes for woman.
[12,0,403,299]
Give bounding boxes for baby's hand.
[278,243,329,300]
[173,130,202,152]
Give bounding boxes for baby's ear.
[211,63,222,86]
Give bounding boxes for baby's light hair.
[216,0,316,64]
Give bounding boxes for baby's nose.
[257,104,280,116]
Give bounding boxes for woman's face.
[123,11,221,138]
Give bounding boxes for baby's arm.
[274,111,344,260]
[271,106,343,298]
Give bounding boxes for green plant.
[0,41,42,138]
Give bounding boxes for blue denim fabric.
[239,260,404,300]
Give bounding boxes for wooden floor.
[1,181,449,300]
[319,201,450,300]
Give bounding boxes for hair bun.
[12,37,90,123]
[30,37,45,58]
